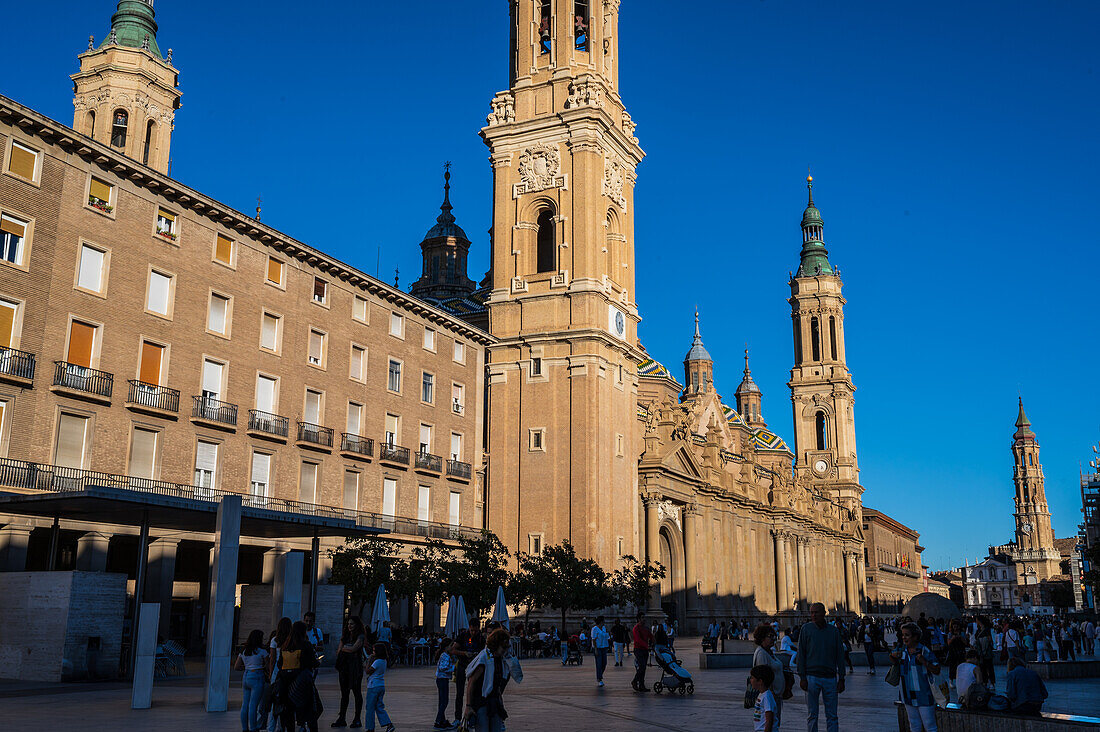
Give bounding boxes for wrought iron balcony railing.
[191,395,238,426]
[446,459,472,480]
[297,421,334,448]
[248,409,289,437]
[0,347,35,381]
[126,380,180,412]
[414,451,443,472]
[379,442,410,465]
[341,433,374,457]
[53,361,113,398]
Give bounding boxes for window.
[88,177,114,213]
[423,328,435,351]
[155,208,177,241]
[346,402,363,436]
[308,329,325,366]
[385,414,399,445]
[76,243,107,293]
[312,277,328,305]
[55,413,90,468]
[201,359,224,400]
[299,461,319,504]
[353,296,368,323]
[129,427,159,479]
[530,428,545,451]
[1,213,28,266]
[255,375,277,413]
[810,317,821,361]
[207,293,230,335]
[538,0,552,54]
[418,485,431,523]
[304,389,323,424]
[146,270,173,316]
[0,299,19,349]
[138,341,164,386]
[194,440,218,492]
[143,120,156,165]
[793,316,802,366]
[529,534,544,555]
[214,234,234,266]
[531,357,542,376]
[110,109,128,148]
[66,320,96,367]
[251,452,271,500]
[536,209,556,273]
[829,316,838,361]
[450,433,463,461]
[343,470,360,510]
[419,424,432,454]
[574,0,590,50]
[616,433,624,456]
[382,478,397,518]
[617,537,625,558]
[449,491,461,527]
[453,340,465,364]
[815,411,828,451]
[266,256,284,285]
[451,383,464,414]
[389,312,404,338]
[421,372,434,403]
[7,140,38,181]
[260,312,280,352]
[387,359,402,392]
[1028,454,1033,466]
[350,345,366,381]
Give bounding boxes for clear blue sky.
[5,1,1098,570]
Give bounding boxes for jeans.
[337,664,363,722]
[435,678,450,725]
[364,685,391,729]
[905,704,938,732]
[1036,642,1052,663]
[474,705,504,732]
[865,645,876,670]
[595,647,608,681]
[242,670,266,731]
[613,642,624,665]
[805,675,840,732]
[454,668,467,721]
[561,640,569,663]
[632,648,649,689]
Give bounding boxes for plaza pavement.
[2,640,1099,731]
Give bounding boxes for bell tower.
[788,176,862,506]
[1008,399,1060,580]
[482,0,645,568]
[71,0,181,174]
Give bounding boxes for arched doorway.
[658,522,686,628]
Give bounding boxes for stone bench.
[1031,660,1100,680]
[896,702,1100,731]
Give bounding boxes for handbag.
[743,677,759,709]
[885,660,901,687]
[782,670,795,700]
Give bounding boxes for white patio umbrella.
[370,584,391,633]
[454,595,470,633]
[443,595,458,638]
[490,585,510,629]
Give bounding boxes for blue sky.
[4,1,1098,570]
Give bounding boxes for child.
[362,642,395,732]
[751,664,778,731]
[955,648,983,703]
[434,638,456,729]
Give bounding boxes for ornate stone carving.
[622,111,639,144]
[604,156,627,211]
[486,92,515,126]
[511,277,528,293]
[566,79,602,109]
[513,144,565,197]
[657,500,682,531]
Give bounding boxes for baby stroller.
[651,644,694,695]
[564,635,584,665]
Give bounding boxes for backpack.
[988,694,1010,712]
[961,683,991,710]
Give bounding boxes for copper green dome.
[99,0,163,60]
[796,175,834,277]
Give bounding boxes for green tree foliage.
[446,531,512,618]
[514,541,611,635]
[609,554,666,610]
[395,538,455,608]
[329,537,408,616]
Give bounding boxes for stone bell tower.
[481,0,646,568]
[1005,399,1060,582]
[71,0,181,174]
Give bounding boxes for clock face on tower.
[1021,522,1033,536]
[608,305,626,340]
[813,459,828,475]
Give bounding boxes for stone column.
[644,492,662,614]
[262,545,289,584]
[204,495,241,713]
[842,552,854,614]
[76,531,111,572]
[683,504,699,614]
[271,550,304,630]
[796,538,808,612]
[773,530,788,613]
[0,521,32,571]
[131,602,160,709]
[145,538,181,638]
[856,554,867,614]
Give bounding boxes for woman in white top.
[235,629,270,732]
[263,617,292,732]
[751,624,787,726]
[362,642,395,732]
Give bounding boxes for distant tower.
[735,349,765,428]
[788,176,862,505]
[71,0,181,174]
[410,166,476,301]
[1008,398,1060,582]
[683,310,714,396]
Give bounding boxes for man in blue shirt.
[1006,658,1048,715]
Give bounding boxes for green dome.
[99,0,163,60]
[801,204,823,227]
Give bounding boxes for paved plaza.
[3,641,1099,731]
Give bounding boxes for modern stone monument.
[203,495,241,713]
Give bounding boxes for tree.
[329,537,408,617]
[445,531,512,619]
[609,554,666,611]
[393,538,455,609]
[513,541,612,635]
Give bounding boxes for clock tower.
[1006,399,1060,582]
[481,0,646,568]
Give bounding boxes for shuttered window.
[208,294,229,334]
[0,300,17,348]
[129,427,158,479]
[155,209,176,237]
[214,234,233,265]
[299,461,318,504]
[201,360,223,398]
[250,452,271,498]
[304,390,322,424]
[451,433,462,461]
[55,413,88,468]
[0,213,26,266]
[313,278,327,304]
[353,296,368,322]
[350,345,365,380]
[385,414,399,445]
[89,177,113,206]
[419,424,432,453]
[7,141,37,180]
[418,485,430,522]
[256,375,277,413]
[346,402,362,435]
[343,471,359,510]
[67,321,96,367]
[194,440,218,489]
[138,341,164,385]
[147,271,171,315]
[77,244,105,292]
[308,330,324,365]
[382,478,397,517]
[266,257,283,285]
[449,491,461,527]
[261,313,279,351]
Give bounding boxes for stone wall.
[237,583,344,665]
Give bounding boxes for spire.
[99,1,164,60]
[1014,397,1035,439]
[797,173,834,277]
[684,308,712,362]
[423,162,468,242]
[735,347,760,396]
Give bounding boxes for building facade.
[963,556,1019,611]
[861,508,924,614]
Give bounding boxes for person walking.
[304,612,325,665]
[752,625,787,726]
[236,629,270,732]
[861,620,878,675]
[796,602,846,732]
[362,642,395,732]
[750,665,778,732]
[332,617,365,728]
[265,617,293,732]
[610,618,627,667]
[1084,619,1096,656]
[274,621,322,732]
[974,616,995,685]
[434,638,457,729]
[463,629,513,732]
[631,612,654,693]
[591,616,610,687]
[892,621,941,732]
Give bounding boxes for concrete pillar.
[271,550,304,630]
[796,538,808,611]
[262,545,289,584]
[644,493,662,613]
[76,531,111,572]
[773,530,788,613]
[0,521,32,571]
[131,602,159,709]
[145,538,181,638]
[683,505,699,613]
[204,495,241,713]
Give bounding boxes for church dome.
[801,204,823,228]
[684,311,712,362]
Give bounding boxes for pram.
[651,644,694,695]
[564,635,583,666]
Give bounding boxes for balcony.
[191,395,238,429]
[340,433,373,460]
[297,421,334,451]
[248,410,289,441]
[446,459,472,481]
[414,450,443,474]
[52,361,113,402]
[0,347,35,385]
[379,442,410,466]
[125,380,180,417]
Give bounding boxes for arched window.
[143,120,156,165]
[539,0,552,55]
[810,317,821,361]
[574,0,590,51]
[793,316,802,365]
[1028,454,1033,466]
[536,209,556,273]
[815,411,827,451]
[111,109,128,148]
[86,110,96,138]
[829,316,838,360]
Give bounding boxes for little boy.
[751,664,778,731]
